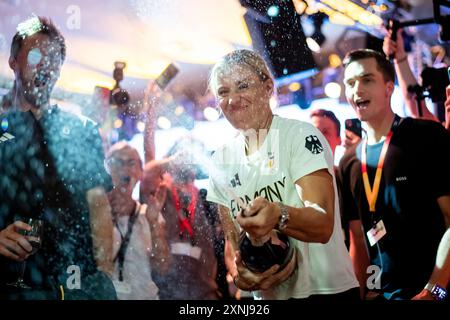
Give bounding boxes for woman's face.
[214,64,273,131]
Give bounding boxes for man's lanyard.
[361,114,401,215]
[114,202,140,282]
[172,185,197,241]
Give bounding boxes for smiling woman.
[205,49,359,300]
[209,49,274,135]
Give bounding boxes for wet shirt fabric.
[0,106,115,299]
[337,118,450,299]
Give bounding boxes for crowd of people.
[0,16,449,301]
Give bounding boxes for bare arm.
[86,187,114,277]
[143,82,160,163]
[148,215,171,275]
[286,169,335,243]
[413,195,450,299]
[146,187,172,275]
[218,205,240,251]
[223,238,237,275]
[349,220,370,299]
[383,29,438,122]
[238,169,334,244]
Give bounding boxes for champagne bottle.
[238,229,294,273]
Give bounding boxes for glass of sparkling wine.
[7,218,44,289]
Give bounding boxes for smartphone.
[345,118,362,138]
[155,63,179,90]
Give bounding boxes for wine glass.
[7,218,44,289]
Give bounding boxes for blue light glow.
[267,5,279,17]
[1,118,8,132]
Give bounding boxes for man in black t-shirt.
[0,16,116,299]
[337,49,450,300]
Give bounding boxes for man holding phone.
[343,118,362,150]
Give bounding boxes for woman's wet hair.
[208,49,274,95]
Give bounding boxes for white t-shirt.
[207,115,358,299]
[112,202,162,300]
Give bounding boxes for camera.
[420,67,449,103]
[111,88,130,106]
[111,61,130,107]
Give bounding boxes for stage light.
[157,116,171,129]
[329,12,355,25]
[306,37,321,52]
[136,121,145,132]
[240,0,318,85]
[270,96,278,110]
[329,53,342,68]
[113,118,123,129]
[1,118,8,131]
[175,105,185,116]
[324,82,341,99]
[288,82,301,92]
[317,0,383,26]
[203,107,220,121]
[267,5,280,17]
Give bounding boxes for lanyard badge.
[172,185,197,242]
[361,115,400,246]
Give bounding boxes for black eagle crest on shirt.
[305,135,323,154]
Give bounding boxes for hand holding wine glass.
[0,220,34,261]
[5,218,44,289]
